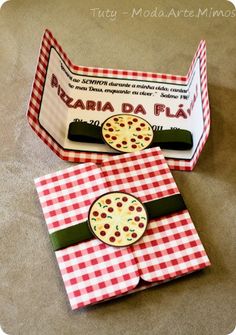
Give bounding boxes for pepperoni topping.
[89,192,148,247]
[102,115,154,153]
[105,134,110,138]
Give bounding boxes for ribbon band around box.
[50,192,186,250]
[68,114,193,153]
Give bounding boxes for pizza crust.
[88,192,148,247]
[102,114,154,153]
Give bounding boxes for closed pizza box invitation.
[35,147,210,310]
[27,30,210,171]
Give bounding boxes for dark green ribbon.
[50,194,186,251]
[50,221,93,252]
[68,121,193,150]
[151,129,193,150]
[68,122,102,143]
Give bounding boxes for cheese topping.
[102,114,154,153]
[88,192,148,247]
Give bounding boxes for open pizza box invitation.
[27,30,210,171]
[35,147,210,310]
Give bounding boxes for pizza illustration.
[88,192,148,247]
[101,114,154,153]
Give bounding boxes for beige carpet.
[0,0,235,334]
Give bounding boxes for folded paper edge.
[70,261,211,310]
[26,29,210,171]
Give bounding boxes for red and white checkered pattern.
[27,29,210,171]
[35,147,210,309]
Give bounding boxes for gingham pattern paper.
[27,29,210,171]
[35,147,210,310]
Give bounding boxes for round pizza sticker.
[88,192,148,247]
[101,114,154,153]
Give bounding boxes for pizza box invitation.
[35,147,210,310]
[27,30,210,171]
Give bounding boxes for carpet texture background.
[0,0,235,334]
